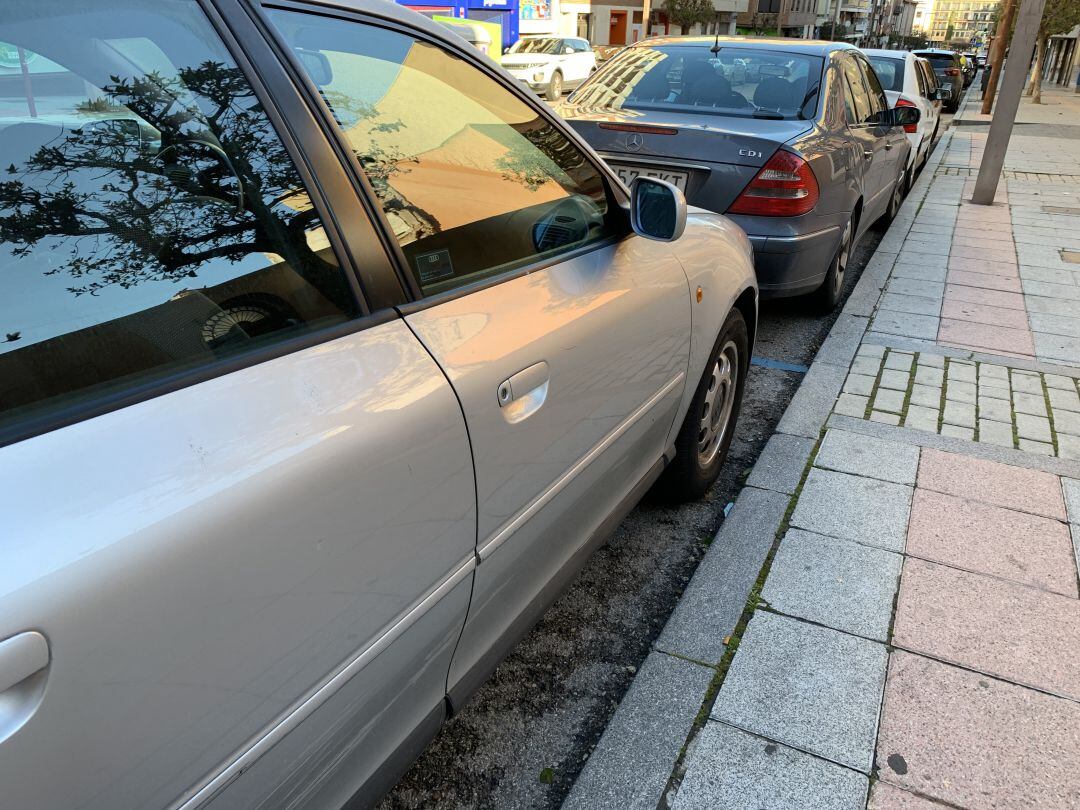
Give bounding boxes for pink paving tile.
[893,559,1080,699]
[876,651,1080,809]
[945,270,1022,293]
[937,318,1035,355]
[906,489,1078,596]
[868,782,945,810]
[949,244,1017,263]
[943,283,1026,310]
[917,448,1065,519]
[950,219,1010,233]
[950,233,1016,249]
[947,257,1018,277]
[939,298,1031,330]
[939,343,1034,360]
[950,227,1015,244]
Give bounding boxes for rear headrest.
[753,77,798,110]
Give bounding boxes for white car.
[863,49,942,175]
[501,36,596,100]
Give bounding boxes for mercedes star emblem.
[625,132,644,152]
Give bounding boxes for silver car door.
[267,12,693,704]
[0,3,474,808]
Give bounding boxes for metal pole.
[980,0,1017,113]
[971,0,1048,204]
[641,0,651,39]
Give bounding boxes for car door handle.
[885,141,894,150]
[0,632,48,695]
[863,149,873,160]
[498,361,550,424]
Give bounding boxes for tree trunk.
[1032,37,1047,103]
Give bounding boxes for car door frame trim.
[171,552,476,810]
[476,371,685,562]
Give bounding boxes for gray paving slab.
[711,612,888,772]
[791,468,912,552]
[878,292,942,317]
[776,362,849,439]
[563,651,715,810]
[814,428,920,485]
[870,311,940,341]
[815,314,870,367]
[761,529,902,641]
[655,487,789,663]
[1062,478,1080,525]
[746,433,816,495]
[673,722,868,810]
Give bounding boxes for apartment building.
[926,0,999,46]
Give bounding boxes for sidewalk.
[566,82,1080,809]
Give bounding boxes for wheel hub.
[697,340,739,465]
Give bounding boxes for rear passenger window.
[858,58,888,115]
[841,59,871,124]
[268,11,618,296]
[0,0,357,433]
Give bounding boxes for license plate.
[609,163,689,192]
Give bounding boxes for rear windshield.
[916,53,956,68]
[571,45,824,121]
[867,56,904,92]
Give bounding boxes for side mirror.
[563,46,574,54]
[890,105,921,127]
[629,177,686,242]
[293,48,333,87]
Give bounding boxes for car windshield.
[571,45,823,120]
[867,56,904,92]
[510,38,561,55]
[917,53,955,70]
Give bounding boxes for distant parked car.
[863,49,942,172]
[501,36,597,99]
[959,53,977,87]
[561,37,919,310]
[914,48,964,111]
[0,1,759,807]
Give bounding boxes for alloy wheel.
[697,340,739,466]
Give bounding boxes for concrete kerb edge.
[559,131,958,809]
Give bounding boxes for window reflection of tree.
[0,60,350,311]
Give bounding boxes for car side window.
[914,62,927,96]
[0,0,358,433]
[857,57,888,116]
[269,12,619,296]
[840,58,871,125]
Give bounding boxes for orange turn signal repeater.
[696,286,704,303]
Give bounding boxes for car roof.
[861,48,913,60]
[628,35,856,57]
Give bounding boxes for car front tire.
[546,71,563,101]
[658,309,748,502]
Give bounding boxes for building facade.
[926,0,999,47]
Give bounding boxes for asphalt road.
[381,114,954,810]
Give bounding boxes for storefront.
[397,0,522,50]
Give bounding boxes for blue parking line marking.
[751,356,810,374]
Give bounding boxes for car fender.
[664,209,757,449]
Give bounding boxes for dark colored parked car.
[913,48,965,112]
[560,37,919,309]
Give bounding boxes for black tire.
[808,217,852,312]
[876,166,907,230]
[657,309,748,503]
[545,71,563,101]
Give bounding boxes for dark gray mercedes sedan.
[559,37,919,309]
